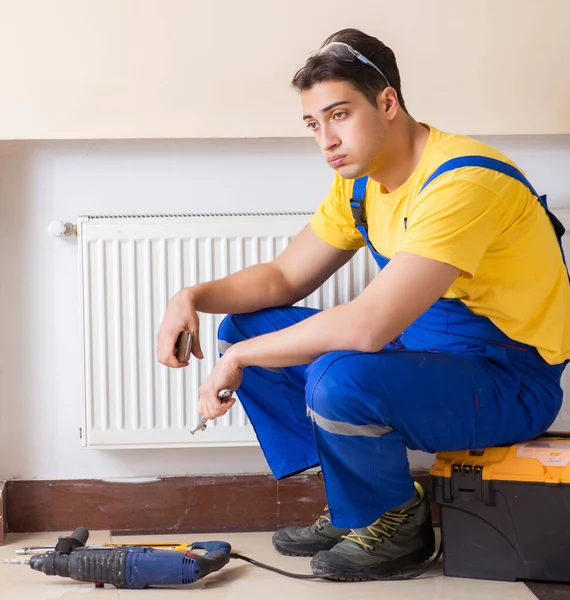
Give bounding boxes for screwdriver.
[15,541,198,555]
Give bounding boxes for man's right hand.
[157,288,204,368]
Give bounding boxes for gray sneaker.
[272,505,351,557]
[310,482,435,581]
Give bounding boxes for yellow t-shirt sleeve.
[400,176,510,278]
[310,175,367,251]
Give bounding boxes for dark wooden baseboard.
[0,481,6,544]
[1,472,565,597]
[0,470,434,541]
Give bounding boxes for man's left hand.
[198,351,242,420]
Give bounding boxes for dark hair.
[292,29,407,112]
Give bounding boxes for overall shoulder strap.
[350,176,369,227]
[420,155,567,275]
[420,155,542,200]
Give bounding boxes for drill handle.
[54,527,90,554]
[187,541,231,579]
[190,541,231,556]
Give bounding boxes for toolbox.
[430,435,570,582]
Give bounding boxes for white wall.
[1,134,569,481]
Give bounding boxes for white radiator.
[78,213,378,448]
[78,211,570,449]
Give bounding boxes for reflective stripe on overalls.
[217,156,567,529]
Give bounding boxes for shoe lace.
[314,471,330,531]
[341,510,410,551]
[315,505,331,530]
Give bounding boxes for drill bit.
[0,558,31,565]
[190,389,232,434]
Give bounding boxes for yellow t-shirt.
[310,124,570,365]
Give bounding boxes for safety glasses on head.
[316,41,391,88]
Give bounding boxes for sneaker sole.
[311,541,436,581]
[272,539,340,558]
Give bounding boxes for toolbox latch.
[450,464,495,506]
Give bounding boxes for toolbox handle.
[449,465,496,506]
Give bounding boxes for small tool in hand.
[190,389,232,435]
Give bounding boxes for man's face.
[301,80,388,179]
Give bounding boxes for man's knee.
[219,306,320,354]
[306,352,355,422]
[306,352,394,435]
[217,308,289,351]
[217,313,257,354]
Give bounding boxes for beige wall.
[1,0,569,139]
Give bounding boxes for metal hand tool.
[190,389,232,434]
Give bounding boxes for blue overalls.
[218,156,568,529]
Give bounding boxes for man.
[157,29,569,581]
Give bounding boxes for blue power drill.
[28,528,231,589]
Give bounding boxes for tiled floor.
[0,529,543,599]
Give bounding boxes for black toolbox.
[430,436,570,582]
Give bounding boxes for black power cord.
[229,541,443,581]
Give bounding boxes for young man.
[157,29,570,580]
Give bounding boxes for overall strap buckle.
[350,176,369,230]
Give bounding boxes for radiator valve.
[48,221,77,237]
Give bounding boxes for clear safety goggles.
[315,41,391,88]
